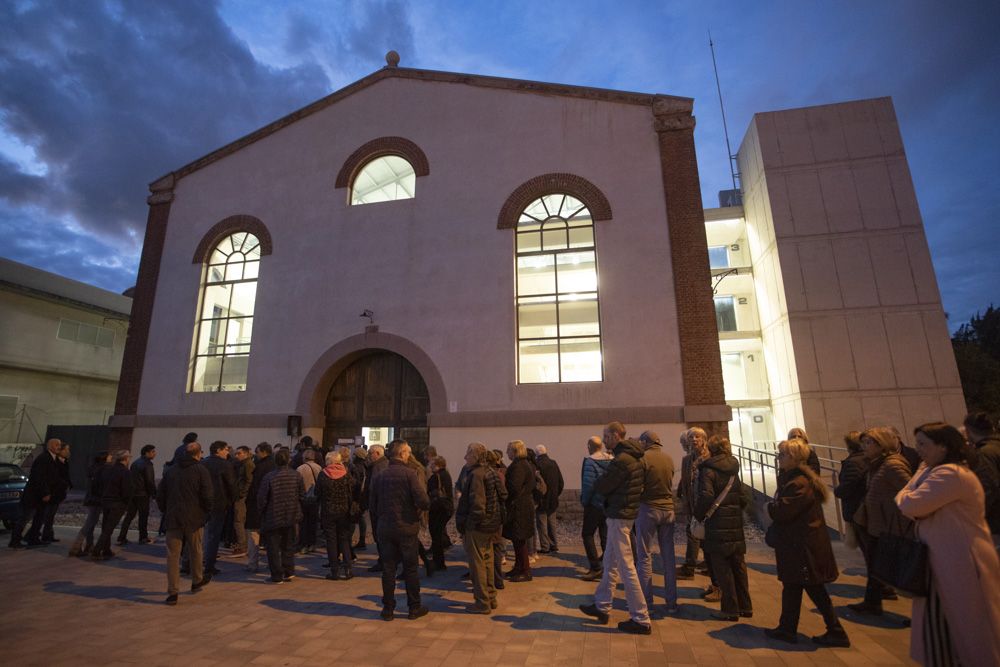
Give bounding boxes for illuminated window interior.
[515,193,602,383]
[351,155,416,205]
[190,232,260,392]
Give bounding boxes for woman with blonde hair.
[895,422,1000,667]
[848,426,912,616]
[765,439,850,646]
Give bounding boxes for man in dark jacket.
[579,422,651,635]
[230,445,254,557]
[258,448,305,583]
[369,440,430,621]
[157,441,213,605]
[42,441,72,543]
[965,412,1000,544]
[365,444,389,572]
[202,441,237,574]
[635,430,678,615]
[245,442,275,572]
[9,438,62,548]
[456,442,507,614]
[534,445,564,554]
[92,449,132,559]
[117,444,157,545]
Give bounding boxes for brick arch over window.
[191,215,274,263]
[497,173,613,229]
[334,136,430,189]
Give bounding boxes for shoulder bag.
[689,474,735,540]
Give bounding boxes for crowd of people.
[5,414,1000,663]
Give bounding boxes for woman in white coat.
[895,422,1000,667]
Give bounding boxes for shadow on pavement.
[826,582,866,598]
[746,561,777,576]
[709,624,821,652]
[835,604,911,629]
[44,579,162,604]
[491,611,616,633]
[260,597,373,619]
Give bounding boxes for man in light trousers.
[579,421,651,634]
[635,430,678,615]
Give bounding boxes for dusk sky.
[1,1,997,329]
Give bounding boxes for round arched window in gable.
[351,155,416,205]
[191,231,262,392]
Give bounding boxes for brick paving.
[1,525,914,666]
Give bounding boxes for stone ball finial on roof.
[386,50,400,67]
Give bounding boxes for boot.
[341,563,354,580]
[812,627,851,648]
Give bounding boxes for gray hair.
[369,445,385,459]
[535,444,547,456]
[467,442,488,465]
[325,451,342,465]
[114,449,131,463]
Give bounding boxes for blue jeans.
[635,504,677,608]
[204,510,226,570]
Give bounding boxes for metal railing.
[731,440,847,537]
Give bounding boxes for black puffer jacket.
[258,466,305,531]
[370,459,430,536]
[595,439,645,520]
[834,450,867,523]
[503,458,536,540]
[695,453,746,555]
[83,462,108,507]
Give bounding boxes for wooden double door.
[323,351,430,460]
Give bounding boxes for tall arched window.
[190,232,261,392]
[516,193,603,383]
[351,155,415,205]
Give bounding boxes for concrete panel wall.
[738,97,965,445]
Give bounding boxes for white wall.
[137,76,687,425]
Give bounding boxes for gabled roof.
[151,59,692,191]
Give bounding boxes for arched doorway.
[323,350,430,460]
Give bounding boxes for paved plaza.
[1,525,914,666]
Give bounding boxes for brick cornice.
[497,173,612,230]
[334,136,430,190]
[191,215,274,264]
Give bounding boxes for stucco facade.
[111,61,729,483]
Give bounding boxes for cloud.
[0,0,331,288]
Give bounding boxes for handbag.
[689,474,735,540]
[870,506,929,597]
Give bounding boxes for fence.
[731,439,847,537]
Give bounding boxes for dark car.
[0,463,28,529]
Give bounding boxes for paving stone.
[0,525,914,666]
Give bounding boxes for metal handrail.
[731,441,847,538]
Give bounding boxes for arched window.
[351,155,415,205]
[515,193,603,383]
[190,232,261,392]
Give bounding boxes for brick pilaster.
[653,97,728,436]
[110,175,175,451]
